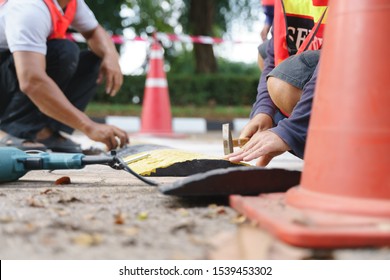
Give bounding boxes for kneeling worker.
[227,0,328,166]
[0,0,128,152]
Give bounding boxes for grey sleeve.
[5,2,51,54]
[71,0,99,33]
[270,63,319,159]
[250,35,277,119]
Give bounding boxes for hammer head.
[222,123,233,155]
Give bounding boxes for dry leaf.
[0,216,13,223]
[58,196,82,204]
[231,215,247,224]
[122,227,139,236]
[55,176,71,185]
[114,212,126,225]
[137,212,148,221]
[177,208,189,217]
[27,196,46,208]
[41,189,53,195]
[171,222,195,234]
[215,206,227,215]
[72,233,103,246]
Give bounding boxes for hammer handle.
[232,137,249,147]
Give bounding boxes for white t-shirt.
[0,0,98,54]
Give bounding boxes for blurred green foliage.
[86,0,259,37]
[86,102,252,119]
[85,0,261,73]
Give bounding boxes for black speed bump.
[159,166,301,196]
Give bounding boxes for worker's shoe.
[0,131,47,151]
[37,131,82,153]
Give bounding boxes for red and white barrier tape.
[66,32,258,45]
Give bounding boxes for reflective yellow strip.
[125,149,246,176]
[283,0,327,23]
[125,149,221,176]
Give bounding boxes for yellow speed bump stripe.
[124,149,245,176]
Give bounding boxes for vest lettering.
[273,0,327,65]
[295,28,310,49]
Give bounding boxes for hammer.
[222,123,249,155]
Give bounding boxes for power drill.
[0,147,157,186]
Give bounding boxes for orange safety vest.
[273,0,328,65]
[42,0,77,39]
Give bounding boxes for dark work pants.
[0,39,101,139]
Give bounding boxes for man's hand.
[225,113,285,167]
[83,25,123,96]
[84,122,129,150]
[96,53,123,96]
[239,113,273,139]
[226,130,290,167]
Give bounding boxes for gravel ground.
[2,133,389,260]
[0,165,242,259]
[0,132,299,260]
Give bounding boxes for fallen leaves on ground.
[231,215,247,224]
[171,221,196,234]
[121,227,140,236]
[176,208,189,217]
[72,233,103,246]
[114,212,126,225]
[40,188,63,196]
[27,196,47,208]
[137,212,148,221]
[203,204,227,218]
[41,189,53,195]
[57,196,82,204]
[0,216,13,223]
[55,176,71,185]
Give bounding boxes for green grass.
[86,102,251,120]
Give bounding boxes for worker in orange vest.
[227,0,328,166]
[0,0,128,152]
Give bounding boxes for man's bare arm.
[82,25,123,96]
[13,51,128,149]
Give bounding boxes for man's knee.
[267,76,302,115]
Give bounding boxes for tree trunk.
[190,0,218,73]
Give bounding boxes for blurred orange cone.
[230,0,390,248]
[140,37,173,136]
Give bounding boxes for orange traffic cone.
[230,0,390,248]
[140,37,173,136]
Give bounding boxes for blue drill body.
[0,147,158,186]
[0,147,85,183]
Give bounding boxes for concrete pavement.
[0,132,389,259]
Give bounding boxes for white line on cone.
[149,49,164,59]
[145,78,168,88]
